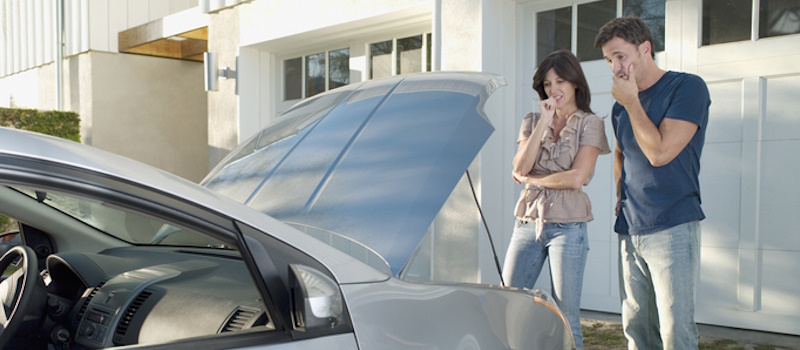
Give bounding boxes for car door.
[0,139,359,349]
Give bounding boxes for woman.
[503,50,610,350]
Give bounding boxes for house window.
[702,0,800,46]
[282,32,432,102]
[284,58,302,100]
[759,0,800,38]
[329,48,350,90]
[397,35,424,75]
[537,7,572,65]
[535,1,665,64]
[306,53,326,98]
[578,0,617,61]
[702,0,752,45]
[426,33,432,72]
[369,33,431,79]
[370,40,393,80]
[623,0,666,52]
[283,48,351,101]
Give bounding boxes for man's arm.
[614,145,623,216]
[611,64,698,167]
[624,102,698,167]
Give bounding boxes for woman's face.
[543,68,577,110]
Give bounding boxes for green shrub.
[0,215,12,233]
[0,107,80,142]
[0,107,80,231]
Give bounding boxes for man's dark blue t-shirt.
[612,71,711,235]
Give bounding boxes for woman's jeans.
[618,221,700,350]
[503,221,589,349]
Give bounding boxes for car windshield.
[10,186,234,250]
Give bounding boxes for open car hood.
[202,72,503,274]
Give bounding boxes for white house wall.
[0,0,199,79]
[472,0,521,284]
[1,0,55,76]
[693,35,800,335]
[232,0,432,150]
[0,0,210,182]
[207,5,240,168]
[86,51,209,182]
[237,0,431,50]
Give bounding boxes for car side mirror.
[288,264,343,331]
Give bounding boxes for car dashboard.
[28,246,272,349]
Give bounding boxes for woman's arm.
[516,145,602,189]
[512,139,528,184]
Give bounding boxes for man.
[594,16,710,350]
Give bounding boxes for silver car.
[0,72,574,349]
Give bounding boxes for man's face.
[601,36,648,82]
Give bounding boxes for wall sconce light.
[204,52,237,92]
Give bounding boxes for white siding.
[0,0,198,78]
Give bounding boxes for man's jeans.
[503,221,589,349]
[618,221,701,350]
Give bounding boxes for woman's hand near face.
[538,96,557,119]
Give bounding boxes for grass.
[699,339,743,350]
[583,322,626,349]
[581,321,780,350]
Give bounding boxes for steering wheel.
[0,246,41,347]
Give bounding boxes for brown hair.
[594,15,656,59]
[532,50,593,114]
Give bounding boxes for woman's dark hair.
[532,50,593,114]
[594,15,655,59]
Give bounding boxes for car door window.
[13,187,232,249]
[0,185,292,348]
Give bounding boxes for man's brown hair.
[594,15,655,59]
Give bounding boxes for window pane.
[284,57,302,101]
[760,0,800,38]
[702,0,752,45]
[426,33,432,72]
[370,40,393,80]
[537,7,572,66]
[578,0,616,61]
[329,48,350,90]
[397,35,423,75]
[305,53,326,98]
[624,0,666,52]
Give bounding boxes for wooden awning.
[118,7,208,61]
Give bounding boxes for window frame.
[281,48,350,103]
[701,0,800,47]
[278,27,432,113]
[530,0,667,63]
[701,0,756,46]
[367,32,431,79]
